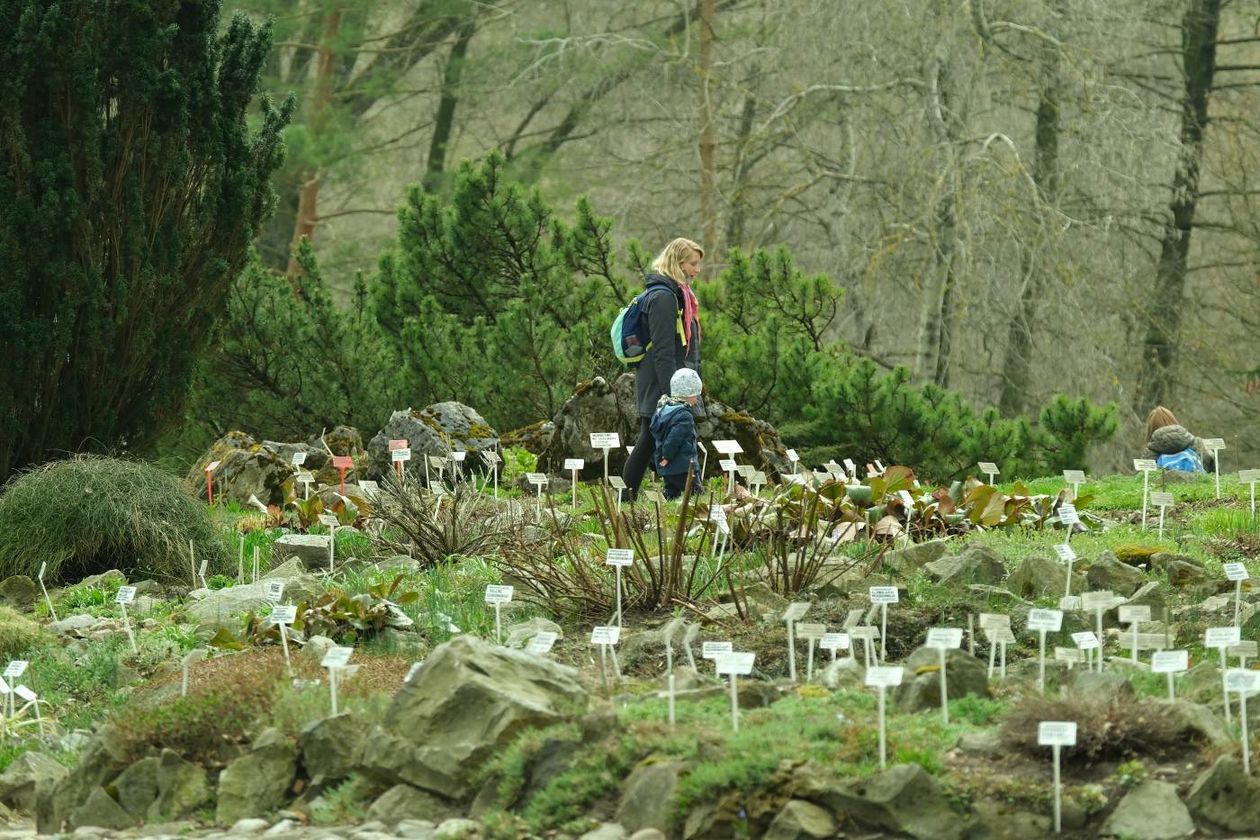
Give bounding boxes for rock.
[366,785,457,825]
[955,730,1003,757]
[188,566,323,637]
[504,618,563,649]
[820,763,963,840]
[110,756,159,822]
[578,823,627,840]
[270,535,334,571]
[1102,780,1194,839]
[923,545,1006,587]
[1007,555,1082,600]
[70,787,135,831]
[299,713,368,784]
[969,799,1050,839]
[884,539,949,574]
[499,420,555,456]
[820,657,864,691]
[362,634,586,800]
[433,818,481,839]
[628,831,666,840]
[188,431,293,506]
[1066,671,1133,703]
[615,761,686,835]
[303,635,336,665]
[896,646,989,713]
[395,819,439,838]
[0,752,68,812]
[150,749,210,821]
[73,570,128,591]
[1149,552,1202,574]
[1163,560,1209,588]
[1086,552,1146,597]
[763,799,834,840]
[1155,699,1231,748]
[230,817,272,834]
[367,405,498,481]
[36,723,133,833]
[261,441,328,475]
[215,743,297,825]
[49,614,97,635]
[1185,755,1260,832]
[0,575,38,610]
[1124,582,1168,622]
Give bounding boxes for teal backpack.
[611,287,678,365]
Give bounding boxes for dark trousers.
[662,471,690,499]
[622,418,655,496]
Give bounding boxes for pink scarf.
[680,282,701,347]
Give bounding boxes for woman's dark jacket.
[634,273,700,418]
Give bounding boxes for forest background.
[5,0,1260,483]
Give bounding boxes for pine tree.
[0,0,292,478]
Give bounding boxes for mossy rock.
[0,605,49,658]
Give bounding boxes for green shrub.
[0,605,50,659]
[0,455,228,584]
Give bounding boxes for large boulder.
[215,741,297,825]
[367,784,459,825]
[895,646,989,713]
[188,431,293,506]
[70,787,135,831]
[0,752,68,812]
[1007,554,1082,600]
[187,560,323,637]
[764,800,835,840]
[361,634,586,800]
[299,713,368,785]
[818,763,963,840]
[923,545,1006,587]
[0,575,38,610]
[536,374,791,480]
[367,405,498,480]
[1101,780,1193,840]
[36,723,133,833]
[1085,551,1145,597]
[1185,755,1260,833]
[615,761,686,835]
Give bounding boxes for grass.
[0,455,229,585]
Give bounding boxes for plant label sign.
[719,459,738,472]
[820,633,850,651]
[590,626,621,646]
[206,460,221,473]
[1150,492,1174,507]
[14,685,35,703]
[1080,591,1116,611]
[1118,605,1151,624]
[1053,544,1076,564]
[988,628,1017,645]
[1057,504,1079,526]
[391,448,412,463]
[1062,470,1086,484]
[484,585,514,605]
[1027,609,1064,632]
[926,628,963,649]
[564,458,584,471]
[1151,650,1189,673]
[358,480,379,496]
[978,461,998,477]
[291,451,307,467]
[1203,438,1226,452]
[608,476,627,490]
[1055,647,1083,664]
[1229,641,1259,659]
[897,490,915,510]
[736,464,756,479]
[715,652,755,676]
[1205,627,1241,648]
[265,581,285,603]
[450,451,466,463]
[786,448,800,463]
[3,661,28,679]
[642,489,666,505]
[525,472,548,487]
[869,586,900,605]
[797,623,827,639]
[605,549,634,567]
[1225,668,1260,694]
[527,632,558,655]
[702,641,734,659]
[783,602,811,622]
[843,458,857,476]
[115,586,136,606]
[321,646,353,669]
[1133,458,1157,471]
[1038,721,1077,747]
[271,605,297,625]
[1224,563,1249,582]
[1071,631,1100,650]
[388,439,408,451]
[865,666,904,687]
[319,513,340,528]
[712,439,743,455]
[297,470,314,484]
[979,613,1010,631]
[331,456,353,470]
[590,433,621,449]
[482,450,502,465]
[1239,469,1260,483]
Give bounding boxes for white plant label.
[702,641,734,659]
[1071,631,1100,650]
[1053,544,1077,563]
[264,581,284,603]
[14,685,36,703]
[716,652,755,676]
[484,584,514,605]
[358,479,379,495]
[712,439,743,455]
[1027,609,1063,632]
[590,626,621,646]
[843,458,857,475]
[297,470,314,484]
[1224,562,1249,582]
[482,451,502,464]
[988,628,1017,645]
[1229,641,1259,659]
[605,548,634,567]
[797,622,827,639]
[1080,591,1116,611]
[1205,627,1241,648]
[1239,469,1260,483]
[869,586,900,605]
[719,459,738,472]
[115,586,136,605]
[1062,470,1086,484]
[1152,650,1189,673]
[590,433,621,449]
[979,613,1010,631]
[1038,721,1078,747]
[897,490,915,510]
[977,462,998,475]
[786,448,800,463]
[321,646,353,668]
[820,633,850,651]
[391,448,412,463]
[608,476,627,490]
[291,451,307,466]
[3,661,28,679]
[564,458,584,471]
[318,513,340,527]
[1118,605,1151,624]
[1059,595,1083,612]
[865,666,904,687]
[1204,438,1226,451]
[926,627,963,649]
[1225,668,1260,693]
[38,562,45,581]
[450,451,466,462]
[1133,458,1157,471]
[1055,647,1083,663]
[1058,504,1079,526]
[1150,492,1174,507]
[527,632,558,655]
[737,464,756,479]
[271,605,297,625]
[525,472,548,486]
[783,602,811,622]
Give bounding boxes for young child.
[651,368,703,499]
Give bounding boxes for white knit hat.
[670,368,703,398]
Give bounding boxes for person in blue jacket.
[651,368,703,499]
[622,237,703,498]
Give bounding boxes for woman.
[622,238,703,497]
[1145,406,1214,472]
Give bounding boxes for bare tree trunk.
[698,0,719,264]
[997,0,1064,416]
[724,86,757,250]
[422,20,476,193]
[1134,0,1220,414]
[285,6,343,287]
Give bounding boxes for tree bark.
[1134,0,1220,414]
[422,20,476,193]
[698,0,719,263]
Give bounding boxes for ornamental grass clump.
[0,455,228,584]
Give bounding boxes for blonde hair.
[651,238,703,284]
[1145,406,1178,442]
